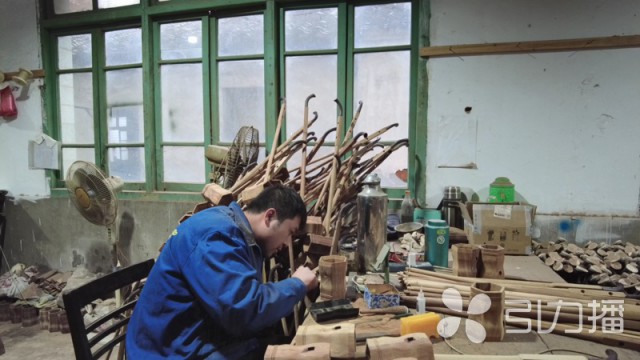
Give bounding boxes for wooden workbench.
[295,255,640,359]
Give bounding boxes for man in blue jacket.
[126,185,318,359]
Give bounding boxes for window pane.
[106,69,143,143]
[108,147,145,182]
[285,8,337,51]
[285,55,337,139]
[98,0,139,8]
[161,64,204,142]
[58,34,92,69]
[60,73,94,144]
[105,28,142,66]
[54,0,92,14]
[355,2,411,48]
[62,148,95,176]
[218,15,264,57]
[163,146,204,183]
[363,146,408,189]
[354,51,409,140]
[161,21,202,60]
[218,60,265,143]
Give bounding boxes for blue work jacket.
[126,202,307,359]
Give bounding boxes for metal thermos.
[356,174,388,274]
[443,186,461,228]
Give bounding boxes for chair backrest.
[63,259,155,360]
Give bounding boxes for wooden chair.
[62,259,155,360]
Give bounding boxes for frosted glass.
[218,60,265,143]
[59,73,94,144]
[98,0,138,8]
[285,8,337,51]
[218,15,264,56]
[285,55,337,139]
[58,34,92,69]
[62,148,95,175]
[161,64,204,142]
[355,2,411,48]
[108,147,145,182]
[54,0,92,14]
[354,51,409,140]
[106,69,143,144]
[163,146,205,183]
[161,21,202,60]
[105,28,142,66]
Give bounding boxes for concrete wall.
[3,198,194,273]
[1,0,640,273]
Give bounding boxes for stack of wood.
[200,97,407,241]
[534,239,640,293]
[399,267,640,350]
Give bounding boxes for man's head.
[244,185,307,257]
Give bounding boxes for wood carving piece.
[469,282,505,342]
[319,255,348,300]
[366,332,434,360]
[478,244,505,279]
[294,323,356,359]
[451,244,480,277]
[264,342,331,360]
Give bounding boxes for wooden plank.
[420,34,640,58]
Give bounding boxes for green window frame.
[39,0,428,203]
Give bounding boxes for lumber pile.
[197,96,407,240]
[399,267,640,350]
[534,239,640,294]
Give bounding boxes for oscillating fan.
[65,160,124,269]
[208,126,259,189]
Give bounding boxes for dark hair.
[245,185,307,230]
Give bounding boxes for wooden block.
[306,216,326,235]
[240,183,265,205]
[366,332,434,360]
[201,183,233,206]
[264,343,331,360]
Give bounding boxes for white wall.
[426,0,640,216]
[0,0,47,199]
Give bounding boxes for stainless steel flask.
[356,174,388,274]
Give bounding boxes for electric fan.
[208,126,259,189]
[65,160,124,269]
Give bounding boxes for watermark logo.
[436,288,491,343]
[436,287,625,342]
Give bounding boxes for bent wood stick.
[300,94,315,198]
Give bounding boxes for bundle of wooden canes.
[400,267,640,350]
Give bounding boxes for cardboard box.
[459,202,536,255]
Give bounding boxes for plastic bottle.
[416,288,426,314]
[400,190,414,224]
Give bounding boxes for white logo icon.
[436,288,492,343]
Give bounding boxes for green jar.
[426,219,449,267]
[488,177,515,203]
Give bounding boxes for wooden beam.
[420,34,640,58]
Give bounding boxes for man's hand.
[292,266,319,291]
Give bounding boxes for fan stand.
[107,225,123,307]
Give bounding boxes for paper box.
[459,202,536,255]
[364,284,400,309]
